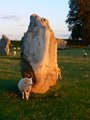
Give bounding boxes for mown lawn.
[0,48,90,120]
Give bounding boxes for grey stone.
[0,35,10,55]
[57,38,67,49]
[20,14,61,93]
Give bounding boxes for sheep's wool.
[20,14,61,93]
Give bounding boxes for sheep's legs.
[25,91,29,100]
[22,92,24,99]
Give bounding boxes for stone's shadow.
[8,57,20,60]
[0,56,20,60]
[0,79,62,99]
[0,79,20,98]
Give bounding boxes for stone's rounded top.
[29,13,49,30]
[30,13,39,18]
[2,34,10,42]
[30,13,38,20]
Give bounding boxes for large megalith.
[0,35,10,55]
[20,14,61,93]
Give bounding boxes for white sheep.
[13,51,16,56]
[82,49,87,57]
[13,47,16,50]
[82,49,85,52]
[18,77,33,100]
[17,47,20,50]
[84,52,87,57]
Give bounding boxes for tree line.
[66,0,90,45]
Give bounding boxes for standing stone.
[0,35,10,55]
[57,38,67,49]
[20,14,61,93]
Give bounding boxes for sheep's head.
[24,78,33,85]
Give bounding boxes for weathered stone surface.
[20,14,61,93]
[0,35,10,55]
[57,38,67,49]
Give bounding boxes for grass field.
[0,48,90,120]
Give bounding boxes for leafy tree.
[66,0,82,40]
[78,0,90,45]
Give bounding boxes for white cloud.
[54,30,70,39]
[0,15,21,21]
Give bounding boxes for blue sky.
[0,0,70,40]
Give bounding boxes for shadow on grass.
[0,56,20,60]
[8,58,20,60]
[0,79,20,98]
[0,79,62,99]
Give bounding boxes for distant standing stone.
[0,35,10,55]
[57,38,67,49]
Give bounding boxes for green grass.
[0,48,90,120]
